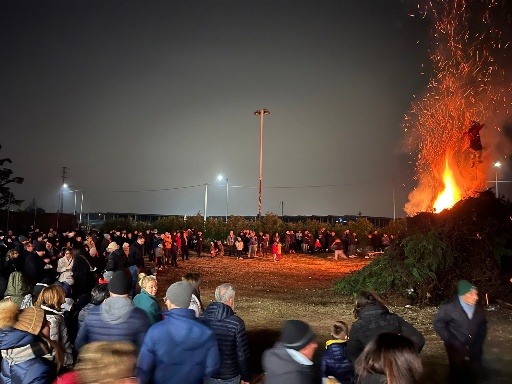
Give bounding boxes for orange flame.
[433,159,462,213]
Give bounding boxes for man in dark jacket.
[200,283,250,384]
[74,271,150,351]
[24,241,55,286]
[262,320,318,384]
[128,236,145,297]
[434,280,487,383]
[136,281,220,384]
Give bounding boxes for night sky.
[1,0,433,218]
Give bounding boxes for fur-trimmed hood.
[0,300,20,329]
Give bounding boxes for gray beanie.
[166,281,193,308]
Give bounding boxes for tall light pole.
[217,175,229,222]
[494,162,501,198]
[254,108,269,218]
[204,183,208,223]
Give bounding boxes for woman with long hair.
[347,291,425,364]
[34,285,74,368]
[182,272,203,317]
[355,333,423,384]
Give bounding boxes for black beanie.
[280,320,315,350]
[108,271,131,295]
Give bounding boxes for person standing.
[74,271,151,351]
[433,280,487,383]
[226,231,236,257]
[136,281,220,384]
[347,291,424,363]
[262,319,318,384]
[200,283,251,384]
[128,236,145,297]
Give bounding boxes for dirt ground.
[154,251,512,384]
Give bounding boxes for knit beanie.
[166,281,193,308]
[457,280,477,296]
[280,320,315,350]
[108,271,132,295]
[14,306,46,335]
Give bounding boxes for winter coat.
[105,249,127,272]
[3,272,32,308]
[74,296,150,351]
[133,289,162,325]
[136,308,220,384]
[200,302,250,382]
[262,342,314,384]
[433,296,487,363]
[128,242,144,269]
[41,305,73,367]
[320,340,354,384]
[347,303,425,363]
[0,303,57,384]
[23,252,49,286]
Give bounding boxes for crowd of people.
[0,227,487,384]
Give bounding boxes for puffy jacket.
[136,308,220,384]
[320,340,354,384]
[200,302,250,382]
[74,296,150,351]
[347,304,425,363]
[0,325,56,384]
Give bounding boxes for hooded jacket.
[136,308,220,384]
[0,302,56,384]
[200,301,250,382]
[74,296,150,351]
[262,342,314,384]
[4,272,32,308]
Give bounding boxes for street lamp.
[494,162,501,198]
[204,183,208,223]
[254,108,269,218]
[217,175,229,222]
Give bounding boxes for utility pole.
[280,201,284,217]
[59,166,68,212]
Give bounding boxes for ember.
[403,0,512,215]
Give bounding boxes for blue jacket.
[320,340,354,384]
[136,308,220,384]
[200,302,250,382]
[74,296,150,351]
[133,290,162,325]
[0,328,56,384]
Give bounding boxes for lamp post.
[254,108,269,218]
[204,183,208,223]
[494,162,501,198]
[217,175,229,222]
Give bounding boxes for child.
[235,237,244,259]
[210,241,217,258]
[276,241,282,261]
[320,320,354,384]
[272,241,278,262]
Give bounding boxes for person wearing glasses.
[133,273,161,325]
